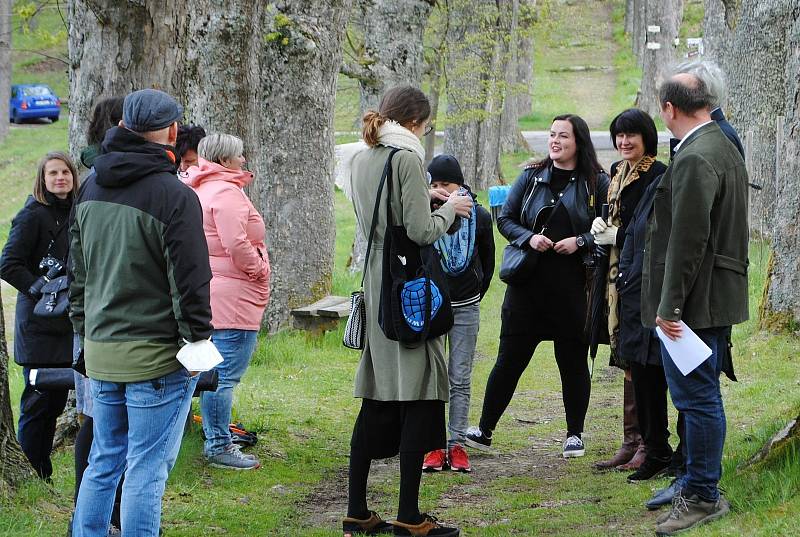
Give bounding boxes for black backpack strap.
[361,148,402,288]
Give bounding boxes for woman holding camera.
[466,114,608,459]
[0,151,79,480]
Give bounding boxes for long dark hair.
[362,85,430,147]
[531,114,603,189]
[86,97,125,146]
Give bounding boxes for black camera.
[29,256,65,296]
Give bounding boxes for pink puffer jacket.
[184,158,270,330]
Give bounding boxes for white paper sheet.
[176,339,224,372]
[655,321,712,376]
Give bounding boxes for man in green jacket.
[70,89,213,537]
[641,66,749,536]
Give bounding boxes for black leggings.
[347,446,424,524]
[479,335,590,437]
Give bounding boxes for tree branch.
[340,59,379,87]
[14,48,68,65]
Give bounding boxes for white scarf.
[334,120,426,200]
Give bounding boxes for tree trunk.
[443,0,513,191]
[499,0,531,155]
[761,4,800,332]
[631,0,647,66]
[342,0,434,274]
[624,0,636,36]
[355,0,434,113]
[242,1,351,330]
[0,0,10,144]
[69,1,350,331]
[707,0,792,238]
[701,0,732,60]
[423,64,442,167]
[67,0,189,165]
[0,293,35,491]
[636,0,683,117]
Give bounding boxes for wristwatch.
[575,235,586,248]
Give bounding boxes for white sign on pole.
[647,25,661,33]
[647,42,662,50]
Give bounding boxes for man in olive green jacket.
[641,68,749,536]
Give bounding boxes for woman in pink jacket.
[185,133,270,470]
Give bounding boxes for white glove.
[176,338,223,372]
[594,225,618,246]
[590,217,608,235]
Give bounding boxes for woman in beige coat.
[342,86,472,537]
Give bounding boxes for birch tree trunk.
[636,0,683,117]
[715,0,792,237]
[761,4,800,332]
[67,0,189,164]
[0,0,10,144]
[0,294,35,491]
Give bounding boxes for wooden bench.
[290,295,351,333]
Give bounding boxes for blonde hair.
[198,133,244,165]
[33,152,80,205]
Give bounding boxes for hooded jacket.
[69,127,213,382]
[184,158,270,330]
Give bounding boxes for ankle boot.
[593,378,642,470]
[616,442,646,471]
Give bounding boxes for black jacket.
[498,164,610,265]
[0,193,73,366]
[444,202,495,306]
[616,179,661,365]
[608,160,668,251]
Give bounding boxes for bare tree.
[635,0,683,117]
[0,294,35,491]
[0,0,11,144]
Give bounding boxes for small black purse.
[33,275,70,317]
[499,184,567,286]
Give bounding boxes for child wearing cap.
[423,154,495,473]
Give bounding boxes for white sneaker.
[562,435,585,458]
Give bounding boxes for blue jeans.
[661,326,730,501]
[72,368,198,537]
[447,304,480,448]
[200,329,258,456]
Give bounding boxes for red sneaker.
[422,449,447,472]
[448,445,472,473]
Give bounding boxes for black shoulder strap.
[361,148,401,288]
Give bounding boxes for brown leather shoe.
[342,511,393,535]
[391,514,459,536]
[616,444,646,471]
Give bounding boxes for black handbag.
[499,182,568,286]
[342,148,400,350]
[378,150,453,347]
[33,275,70,317]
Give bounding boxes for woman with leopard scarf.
[591,109,669,480]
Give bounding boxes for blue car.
[9,84,61,123]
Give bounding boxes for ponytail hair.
[362,110,387,147]
[361,85,431,147]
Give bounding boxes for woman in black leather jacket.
[0,151,78,479]
[466,114,609,459]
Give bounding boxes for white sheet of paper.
[655,321,712,376]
